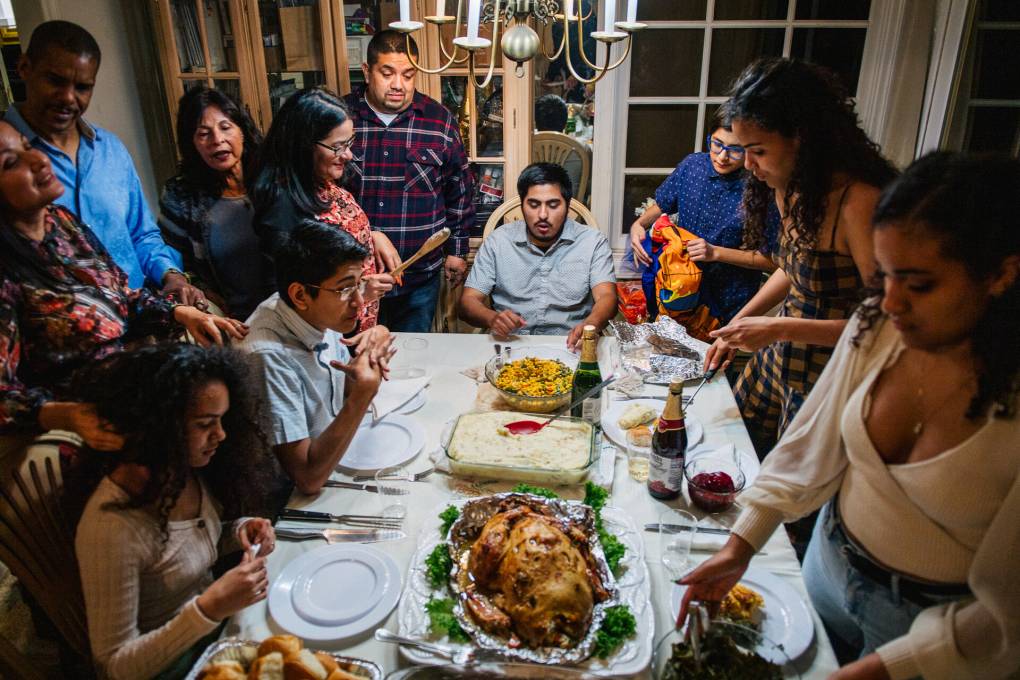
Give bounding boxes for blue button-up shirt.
[4,105,181,289]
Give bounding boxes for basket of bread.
[188,634,382,680]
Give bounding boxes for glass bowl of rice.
[484,346,578,413]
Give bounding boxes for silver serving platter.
[184,637,383,680]
[446,493,621,666]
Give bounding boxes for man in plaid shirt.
[345,31,475,332]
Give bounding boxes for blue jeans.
[802,502,964,668]
[378,273,442,332]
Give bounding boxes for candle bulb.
[399,0,410,22]
[626,0,637,23]
[466,0,481,39]
[603,0,616,32]
[564,0,574,20]
[436,0,446,15]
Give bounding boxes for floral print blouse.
[0,206,178,432]
[316,181,378,330]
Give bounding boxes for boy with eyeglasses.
[241,220,393,495]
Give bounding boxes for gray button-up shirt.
[240,294,350,446]
[465,219,616,336]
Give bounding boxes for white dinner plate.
[394,389,426,415]
[669,566,815,663]
[339,414,425,472]
[269,543,402,641]
[602,398,703,450]
[686,443,760,488]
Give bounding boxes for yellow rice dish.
[495,357,573,397]
[719,584,765,625]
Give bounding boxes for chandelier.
[389,0,645,88]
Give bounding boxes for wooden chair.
[482,196,598,239]
[532,131,592,203]
[0,433,90,674]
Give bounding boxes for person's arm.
[76,511,221,680]
[460,287,527,337]
[270,350,381,495]
[567,281,617,349]
[0,282,54,433]
[873,474,1020,680]
[629,203,662,267]
[689,241,777,272]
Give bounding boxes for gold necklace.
[911,354,976,437]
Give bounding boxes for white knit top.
[731,314,1020,680]
[75,476,244,680]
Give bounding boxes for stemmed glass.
[659,508,698,582]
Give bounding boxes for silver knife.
[276,528,405,543]
[644,523,731,535]
[324,479,379,492]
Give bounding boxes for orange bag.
[651,215,720,341]
[616,281,648,324]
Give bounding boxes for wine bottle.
[647,380,687,500]
[570,325,602,424]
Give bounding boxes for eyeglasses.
[315,136,357,156]
[303,280,366,301]
[706,136,745,161]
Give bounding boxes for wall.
[11,0,165,210]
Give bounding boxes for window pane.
[204,0,238,72]
[978,0,1020,21]
[172,0,206,73]
[791,28,867,93]
[794,0,870,20]
[963,107,1020,154]
[477,77,504,157]
[213,78,241,104]
[473,162,505,237]
[626,105,698,167]
[714,0,788,21]
[182,78,207,93]
[638,0,707,21]
[258,1,328,115]
[972,30,1020,100]
[630,30,704,97]
[622,174,669,238]
[708,28,785,96]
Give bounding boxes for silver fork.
[374,629,475,664]
[352,467,435,483]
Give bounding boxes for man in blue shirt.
[6,20,205,305]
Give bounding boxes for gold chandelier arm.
[575,8,600,70]
[437,0,472,64]
[467,0,502,89]
[540,15,567,61]
[579,0,594,21]
[407,32,468,74]
[564,33,632,85]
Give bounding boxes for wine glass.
[659,508,698,581]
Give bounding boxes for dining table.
[225,331,841,678]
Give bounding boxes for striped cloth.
[344,90,475,289]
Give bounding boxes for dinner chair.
[532,131,592,204]
[0,433,91,672]
[482,196,598,240]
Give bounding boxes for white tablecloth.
[226,332,840,678]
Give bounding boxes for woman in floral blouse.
[0,120,248,446]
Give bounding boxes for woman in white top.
[681,152,1019,680]
[73,344,277,680]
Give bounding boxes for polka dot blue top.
[653,152,780,323]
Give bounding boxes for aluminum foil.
[608,317,708,384]
[446,493,620,666]
[184,638,382,680]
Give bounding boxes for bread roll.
[200,660,246,680]
[257,635,302,658]
[283,649,328,680]
[313,652,339,675]
[626,425,652,447]
[617,403,657,429]
[326,669,362,680]
[248,652,284,680]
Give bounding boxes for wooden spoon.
[505,374,616,435]
[389,227,451,278]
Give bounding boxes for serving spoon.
[504,374,616,435]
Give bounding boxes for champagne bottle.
[647,380,688,500]
[570,325,602,424]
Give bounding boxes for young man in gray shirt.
[241,221,393,494]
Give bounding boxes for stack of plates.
[269,544,402,640]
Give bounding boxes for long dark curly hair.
[854,151,1019,420]
[70,343,274,543]
[175,86,263,197]
[724,58,897,253]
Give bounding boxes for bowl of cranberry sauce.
[684,455,746,512]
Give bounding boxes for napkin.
[691,531,729,551]
[372,375,429,421]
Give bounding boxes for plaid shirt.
[345,89,475,289]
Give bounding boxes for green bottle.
[570,325,603,424]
